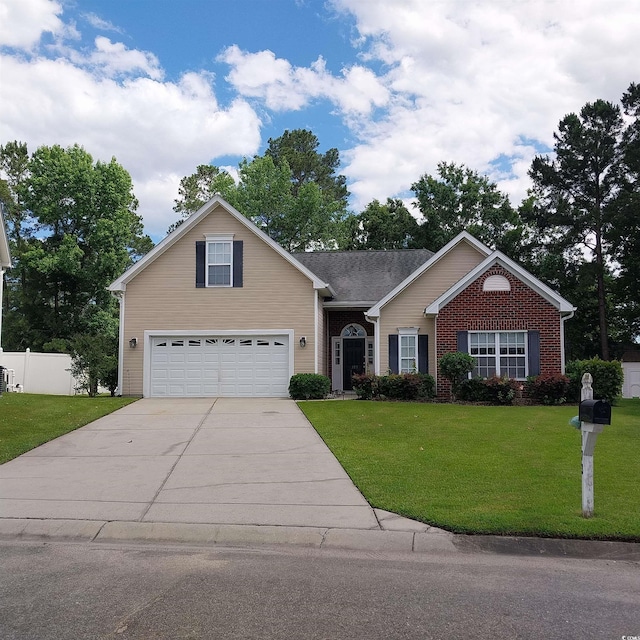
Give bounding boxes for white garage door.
[623,362,640,398]
[150,335,290,397]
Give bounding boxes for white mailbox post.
[579,373,611,518]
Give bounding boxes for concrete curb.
[1,518,638,560]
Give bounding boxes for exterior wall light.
[299,336,307,348]
[129,337,138,348]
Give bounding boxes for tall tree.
[170,164,236,233]
[612,83,640,341]
[347,198,420,250]
[411,162,524,255]
[0,142,152,352]
[265,129,348,207]
[525,99,624,360]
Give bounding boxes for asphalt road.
[1,540,638,640]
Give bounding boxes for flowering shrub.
[525,372,570,405]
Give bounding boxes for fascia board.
[108,195,332,293]
[0,207,12,268]
[424,251,577,314]
[366,231,492,318]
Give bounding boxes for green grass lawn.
[0,393,137,464]
[299,399,640,541]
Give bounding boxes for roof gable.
[365,232,492,317]
[0,203,12,269]
[108,196,332,294]
[424,251,576,315]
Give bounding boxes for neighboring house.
[108,196,576,398]
[622,350,640,399]
[0,202,12,350]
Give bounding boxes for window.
[469,332,527,379]
[398,329,418,374]
[207,241,232,286]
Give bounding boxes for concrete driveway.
[0,398,383,529]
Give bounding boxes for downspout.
[314,290,319,374]
[111,289,125,395]
[365,315,380,375]
[560,310,574,373]
[0,268,4,350]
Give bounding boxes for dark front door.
[343,338,365,390]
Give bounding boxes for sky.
[1,0,638,242]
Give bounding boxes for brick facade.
[436,265,563,397]
[325,310,374,382]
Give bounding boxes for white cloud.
[329,0,640,209]
[0,0,65,49]
[82,12,124,34]
[220,45,389,115]
[0,49,262,239]
[86,36,164,80]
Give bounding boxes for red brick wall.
[436,266,563,397]
[326,310,374,381]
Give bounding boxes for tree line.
[0,82,638,392]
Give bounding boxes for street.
[1,540,638,639]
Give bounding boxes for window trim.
[468,330,528,380]
[205,234,234,287]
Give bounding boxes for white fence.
[0,349,78,395]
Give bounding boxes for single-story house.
[108,196,576,398]
[0,203,12,350]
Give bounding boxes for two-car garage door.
[149,334,290,397]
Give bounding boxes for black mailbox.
[579,399,611,425]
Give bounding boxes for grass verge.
[299,399,640,541]
[0,393,137,464]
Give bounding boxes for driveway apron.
[0,398,379,530]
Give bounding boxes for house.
[108,196,576,398]
[0,202,12,350]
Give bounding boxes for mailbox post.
[578,373,611,518]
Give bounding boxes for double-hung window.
[399,329,418,374]
[469,331,527,379]
[207,238,232,287]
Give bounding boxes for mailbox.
[579,399,611,425]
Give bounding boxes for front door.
[343,338,365,390]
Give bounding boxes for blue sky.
[1,0,639,241]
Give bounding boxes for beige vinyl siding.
[379,241,486,377]
[121,204,317,396]
[316,292,325,375]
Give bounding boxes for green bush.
[288,373,331,400]
[525,372,570,405]
[565,358,623,403]
[351,374,377,400]
[483,376,519,405]
[352,373,435,401]
[457,377,491,402]
[438,352,476,399]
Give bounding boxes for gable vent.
[483,274,511,292]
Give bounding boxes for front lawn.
[299,399,640,541]
[0,393,137,464]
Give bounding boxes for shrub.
[457,377,491,402]
[288,373,331,400]
[438,352,476,399]
[525,372,570,405]
[565,358,623,403]
[352,373,377,400]
[483,376,519,405]
[351,373,436,401]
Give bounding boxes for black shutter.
[233,240,243,288]
[457,331,468,353]
[389,335,399,374]
[195,241,205,288]
[528,330,541,376]
[418,335,428,373]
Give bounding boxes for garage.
[148,334,291,397]
[622,361,640,399]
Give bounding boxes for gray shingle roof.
[293,249,434,304]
